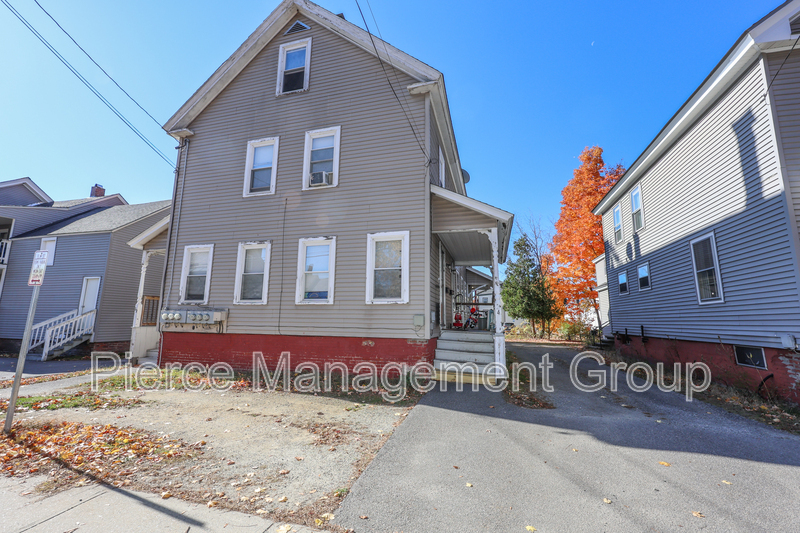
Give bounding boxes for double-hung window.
[638,263,650,291]
[613,205,623,243]
[438,148,446,188]
[234,242,271,304]
[180,245,214,304]
[631,185,644,232]
[40,237,56,266]
[296,237,336,304]
[277,38,311,94]
[690,232,724,304]
[302,126,341,189]
[243,138,279,196]
[618,271,628,295]
[366,231,410,304]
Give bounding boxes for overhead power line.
[1,0,174,168]
[33,0,164,130]
[353,0,428,159]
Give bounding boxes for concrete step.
[439,330,494,342]
[44,334,91,361]
[436,339,493,353]
[433,369,499,386]
[145,348,159,358]
[434,350,494,364]
[433,359,490,373]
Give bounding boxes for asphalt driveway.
[335,342,800,532]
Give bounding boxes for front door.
[79,277,101,315]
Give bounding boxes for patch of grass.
[90,368,428,407]
[0,391,142,413]
[503,350,554,409]
[0,369,93,390]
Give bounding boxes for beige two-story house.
[152,0,513,377]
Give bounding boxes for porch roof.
[431,185,514,265]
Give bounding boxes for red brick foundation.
[160,332,437,373]
[90,341,131,354]
[615,335,800,403]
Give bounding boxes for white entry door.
[79,277,101,314]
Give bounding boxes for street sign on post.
[4,250,48,434]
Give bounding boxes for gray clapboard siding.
[143,229,168,251]
[0,196,125,238]
[431,195,496,231]
[0,184,42,206]
[427,114,457,192]
[0,234,109,340]
[767,49,800,242]
[94,209,171,342]
[163,16,430,339]
[603,61,800,348]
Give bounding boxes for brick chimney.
[90,184,105,197]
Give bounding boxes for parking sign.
[28,250,48,286]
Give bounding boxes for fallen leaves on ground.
[693,511,706,518]
[659,461,671,467]
[0,370,92,390]
[722,480,732,485]
[466,483,473,487]
[0,421,201,482]
[0,391,142,413]
[526,527,537,532]
[603,498,612,504]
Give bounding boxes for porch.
[430,185,513,381]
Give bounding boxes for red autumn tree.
[550,146,624,322]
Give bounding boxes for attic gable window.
[284,21,310,35]
[277,38,311,95]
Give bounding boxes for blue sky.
[0,0,780,234]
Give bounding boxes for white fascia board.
[127,215,170,249]
[409,80,467,195]
[165,0,441,133]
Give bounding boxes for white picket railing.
[42,310,96,360]
[29,310,78,351]
[0,239,9,264]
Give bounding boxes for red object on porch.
[161,332,436,372]
[453,312,463,329]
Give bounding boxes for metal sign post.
[3,250,48,434]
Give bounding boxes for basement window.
[277,38,311,95]
[734,345,767,370]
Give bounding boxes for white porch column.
[480,228,506,377]
[132,251,151,328]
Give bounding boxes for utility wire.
[764,34,800,99]
[1,0,174,168]
[353,0,428,158]
[32,0,163,130]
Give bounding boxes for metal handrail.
[42,309,96,360]
[29,309,78,350]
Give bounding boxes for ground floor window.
[296,237,336,304]
[366,231,409,304]
[234,241,271,304]
[180,245,214,304]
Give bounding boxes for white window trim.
[0,265,6,299]
[233,241,271,305]
[365,231,410,304]
[631,185,645,232]
[302,126,341,190]
[242,137,279,197]
[637,261,651,291]
[613,204,623,244]
[618,271,629,295]
[179,244,214,305]
[41,237,56,266]
[295,236,336,304]
[438,147,446,188]
[276,37,312,95]
[689,232,725,305]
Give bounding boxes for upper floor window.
[690,233,724,304]
[366,231,410,304]
[180,245,214,304]
[243,137,279,196]
[277,38,311,95]
[631,185,644,232]
[638,263,650,291]
[40,237,56,266]
[296,237,336,304]
[618,271,628,295]
[302,126,341,190]
[613,205,623,243]
[234,242,271,304]
[438,148,445,188]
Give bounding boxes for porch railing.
[29,310,78,351]
[0,239,10,264]
[141,296,160,326]
[42,310,96,360]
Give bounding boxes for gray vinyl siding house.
[156,0,512,374]
[0,179,170,356]
[593,0,800,401]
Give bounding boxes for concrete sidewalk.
[335,343,800,532]
[1,475,319,533]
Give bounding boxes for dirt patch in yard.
[7,386,413,530]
